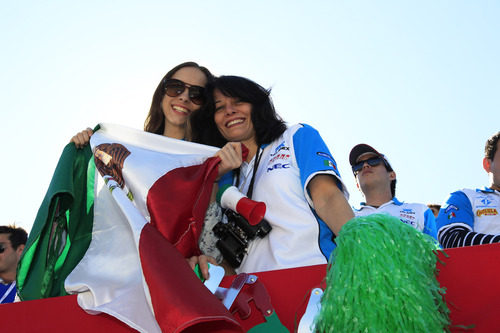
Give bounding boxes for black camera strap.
[216,146,272,268]
[235,146,263,200]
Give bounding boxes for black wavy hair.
[191,75,287,147]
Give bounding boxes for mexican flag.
[17,123,242,333]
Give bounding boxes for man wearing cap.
[436,131,500,248]
[349,144,437,239]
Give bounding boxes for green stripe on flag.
[17,142,96,300]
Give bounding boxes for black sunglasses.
[163,79,205,105]
[352,156,385,174]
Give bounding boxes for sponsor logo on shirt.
[400,214,416,220]
[476,195,495,208]
[400,209,416,223]
[267,163,290,172]
[480,198,492,206]
[269,153,290,163]
[401,208,415,215]
[444,205,458,213]
[270,141,290,156]
[399,218,416,227]
[476,208,499,217]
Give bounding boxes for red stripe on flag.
[139,223,242,333]
[147,156,220,258]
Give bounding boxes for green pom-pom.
[315,214,450,332]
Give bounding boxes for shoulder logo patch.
[444,205,458,213]
[317,152,337,170]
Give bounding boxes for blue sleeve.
[217,172,234,187]
[436,190,474,231]
[293,124,342,190]
[423,208,438,240]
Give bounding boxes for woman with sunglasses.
[189,75,354,275]
[71,61,213,146]
[70,62,245,274]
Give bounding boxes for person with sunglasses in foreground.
[71,61,214,146]
[349,144,437,240]
[0,225,27,304]
[69,63,253,277]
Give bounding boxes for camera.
[213,209,272,268]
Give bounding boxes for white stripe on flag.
[65,123,220,333]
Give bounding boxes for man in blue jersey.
[0,225,27,303]
[349,144,437,239]
[437,131,500,248]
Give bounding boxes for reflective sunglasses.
[163,79,205,105]
[352,156,385,174]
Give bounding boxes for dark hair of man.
[389,179,396,198]
[485,131,500,160]
[427,203,441,211]
[191,75,287,147]
[381,161,397,198]
[144,62,214,135]
[0,225,28,250]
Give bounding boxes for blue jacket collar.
[477,187,500,194]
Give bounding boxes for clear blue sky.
[1,1,499,233]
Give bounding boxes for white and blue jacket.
[437,187,500,248]
[235,124,349,273]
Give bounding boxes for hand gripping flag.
[17,123,242,333]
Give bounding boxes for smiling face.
[213,89,257,149]
[160,66,208,135]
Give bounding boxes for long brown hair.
[143,62,214,135]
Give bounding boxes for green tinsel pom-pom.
[314,214,450,332]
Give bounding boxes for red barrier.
[1,244,499,332]
[435,243,500,332]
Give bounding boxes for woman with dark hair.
[190,75,286,148]
[71,61,214,146]
[190,75,354,274]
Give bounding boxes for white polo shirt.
[235,123,349,273]
[354,197,438,240]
